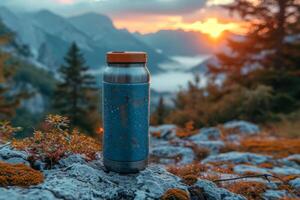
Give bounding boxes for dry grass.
[225,181,267,200]
[268,118,300,138]
[239,137,300,158]
[219,136,300,158]
[160,188,190,200]
[0,162,44,187]
[167,163,206,178]
[181,174,198,186]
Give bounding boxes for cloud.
[0,0,207,16]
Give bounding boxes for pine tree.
[209,0,300,115]
[53,42,100,135]
[151,96,171,125]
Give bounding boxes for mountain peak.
[68,12,114,28]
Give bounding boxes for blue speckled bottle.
[103,52,150,173]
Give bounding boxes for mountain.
[68,13,171,73]
[0,7,169,74]
[135,29,228,56]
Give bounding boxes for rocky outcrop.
[0,153,245,200]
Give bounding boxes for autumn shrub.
[160,188,190,200]
[0,162,44,187]
[12,115,101,167]
[0,121,21,143]
[225,181,267,200]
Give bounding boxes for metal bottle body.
[102,63,150,173]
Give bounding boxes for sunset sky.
[0,0,244,38]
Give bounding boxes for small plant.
[0,121,21,144]
[0,162,44,187]
[176,121,198,138]
[160,188,190,200]
[12,115,101,167]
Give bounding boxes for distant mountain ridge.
[135,29,228,57]
[0,7,170,74]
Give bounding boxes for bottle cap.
[107,51,147,63]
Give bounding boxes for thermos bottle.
[103,52,150,173]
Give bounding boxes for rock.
[57,154,87,168]
[194,179,246,200]
[289,178,300,190]
[271,166,300,175]
[0,164,189,200]
[0,146,29,165]
[32,160,47,171]
[262,190,290,200]
[4,157,30,166]
[189,127,221,141]
[193,141,225,155]
[150,145,194,165]
[234,164,269,175]
[279,154,300,168]
[0,188,56,200]
[149,124,177,140]
[202,152,271,165]
[223,121,259,135]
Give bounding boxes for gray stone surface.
[194,180,246,200]
[202,152,271,165]
[189,127,221,141]
[263,190,289,200]
[150,145,195,165]
[289,178,300,190]
[193,140,225,155]
[223,120,260,135]
[271,166,300,175]
[234,164,269,174]
[0,146,29,165]
[149,124,177,140]
[0,162,188,200]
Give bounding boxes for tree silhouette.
[53,42,100,135]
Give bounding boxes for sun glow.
[174,18,241,39]
[114,16,243,39]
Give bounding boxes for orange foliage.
[181,174,198,186]
[239,137,300,158]
[0,121,21,143]
[12,115,101,166]
[160,188,190,200]
[225,181,267,200]
[167,163,206,178]
[0,162,44,187]
[176,121,198,138]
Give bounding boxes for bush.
[0,121,21,143]
[12,115,101,167]
[0,162,44,187]
[160,188,190,200]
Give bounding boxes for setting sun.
[174,18,241,38]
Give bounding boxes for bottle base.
[103,158,148,174]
